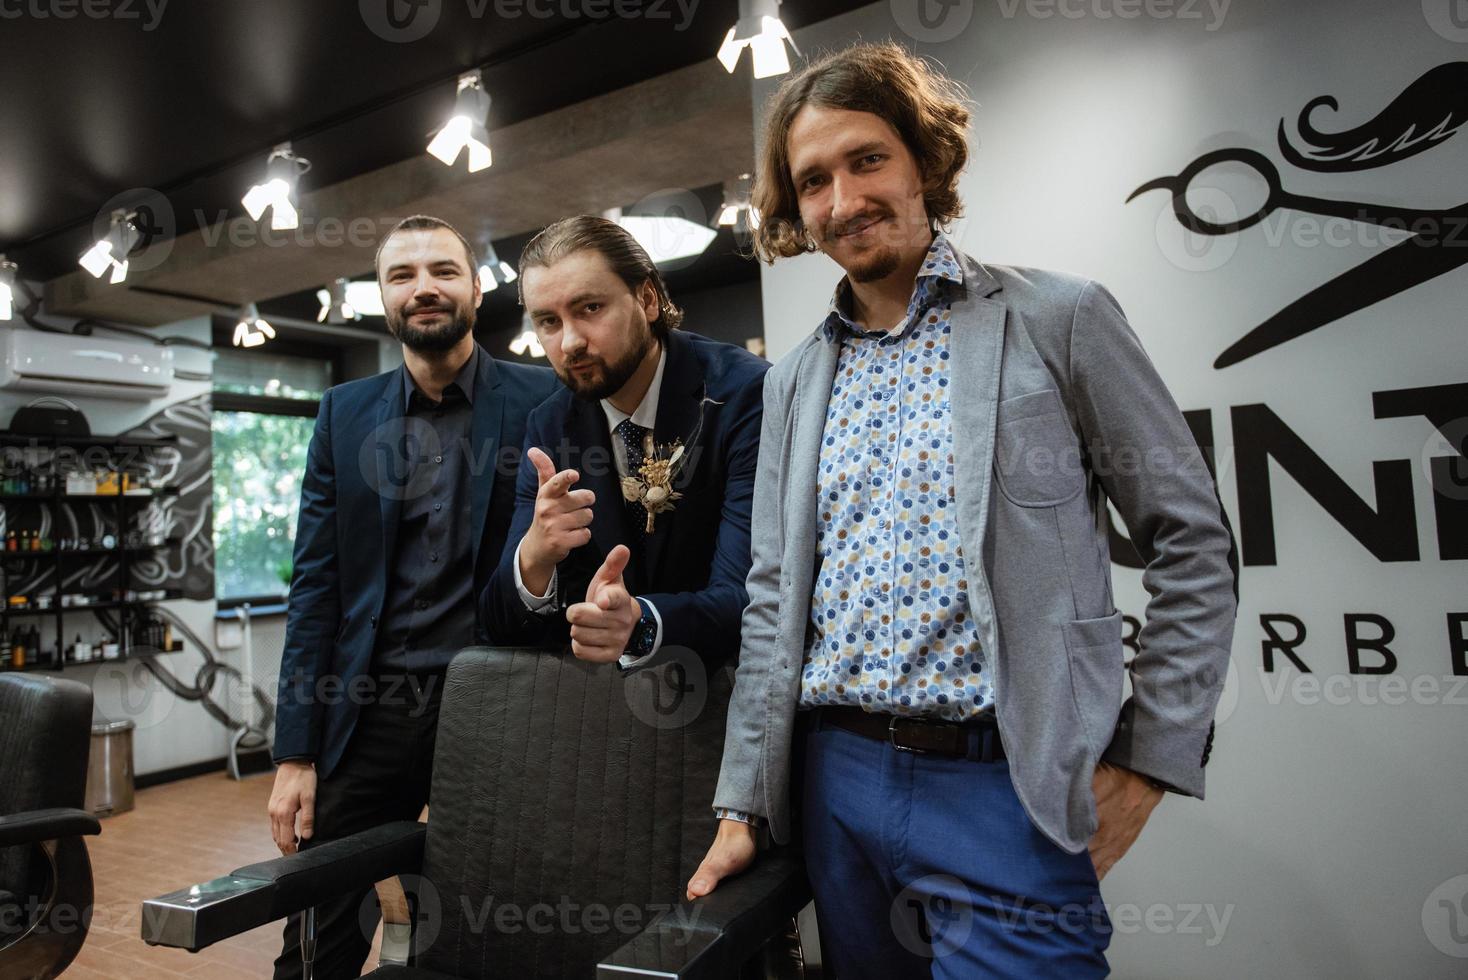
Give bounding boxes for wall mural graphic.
[1130,62,1468,368]
[3,392,214,604]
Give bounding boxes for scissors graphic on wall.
[1130,62,1468,369]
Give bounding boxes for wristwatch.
[624,598,659,660]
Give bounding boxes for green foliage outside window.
[212,410,314,601]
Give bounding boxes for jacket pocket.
[993,389,1086,508]
[1063,610,1126,755]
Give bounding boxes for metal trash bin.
[85,719,136,817]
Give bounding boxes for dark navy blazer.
[273,345,557,777]
[481,329,768,669]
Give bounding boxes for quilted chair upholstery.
[411,646,733,977]
[0,673,101,978]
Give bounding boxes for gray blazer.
[713,252,1238,853]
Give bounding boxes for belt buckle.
[888,716,928,754]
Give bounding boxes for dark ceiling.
[0,0,863,282]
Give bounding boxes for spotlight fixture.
[717,0,797,80]
[78,209,140,283]
[0,256,16,321]
[428,70,493,173]
[316,278,358,324]
[242,143,309,231]
[604,207,716,266]
[232,303,277,349]
[477,241,516,293]
[714,172,759,235]
[508,328,546,358]
[316,279,384,321]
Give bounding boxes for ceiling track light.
[0,255,17,321]
[232,302,277,348]
[714,172,760,235]
[718,0,798,80]
[428,70,493,173]
[78,209,141,283]
[508,327,545,358]
[603,206,717,266]
[316,277,359,324]
[477,240,516,293]
[243,142,310,232]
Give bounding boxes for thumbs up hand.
[565,545,640,663]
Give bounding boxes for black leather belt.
[815,706,1005,761]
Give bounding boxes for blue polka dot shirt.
[798,233,995,720]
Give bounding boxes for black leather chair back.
[413,647,732,979]
[0,675,93,899]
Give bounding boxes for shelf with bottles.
[1,591,183,616]
[0,528,179,557]
[0,607,185,672]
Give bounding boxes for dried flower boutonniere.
[621,433,686,533]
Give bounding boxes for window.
[212,347,335,604]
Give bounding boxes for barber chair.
[142,647,809,978]
[0,674,102,979]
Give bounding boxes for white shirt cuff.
[513,539,558,614]
[617,598,663,669]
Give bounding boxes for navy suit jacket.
[482,329,768,669]
[273,345,557,777]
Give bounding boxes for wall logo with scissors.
[1131,61,1468,369]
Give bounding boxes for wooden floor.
[64,770,385,979]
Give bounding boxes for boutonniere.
[621,433,687,533]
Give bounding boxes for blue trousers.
[799,717,1111,979]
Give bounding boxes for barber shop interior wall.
[0,316,235,778]
[758,2,1467,976]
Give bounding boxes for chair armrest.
[0,807,101,847]
[598,850,809,980]
[141,820,426,952]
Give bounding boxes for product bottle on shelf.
[11,628,25,669]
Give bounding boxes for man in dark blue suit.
[268,215,557,979]
[483,215,767,672]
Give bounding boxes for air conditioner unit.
[0,330,174,402]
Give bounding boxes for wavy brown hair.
[517,214,683,340]
[752,42,972,263]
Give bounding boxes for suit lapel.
[643,332,701,583]
[947,255,1007,559]
[783,337,840,624]
[374,377,407,587]
[468,350,504,570]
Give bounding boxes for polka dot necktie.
[615,417,650,538]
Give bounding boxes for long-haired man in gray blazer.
[686,43,1238,978]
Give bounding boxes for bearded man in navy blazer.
[267,215,556,979]
[482,215,767,672]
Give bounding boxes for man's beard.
[557,320,655,402]
[846,245,901,284]
[386,302,473,352]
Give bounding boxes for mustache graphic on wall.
[1130,61,1468,369]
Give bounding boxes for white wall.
[759,3,1468,976]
